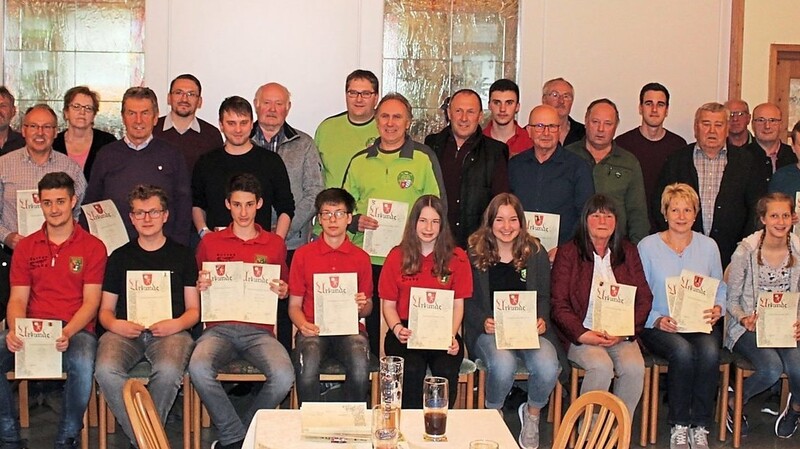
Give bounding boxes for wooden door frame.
[728,0,745,100]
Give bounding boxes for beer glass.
[372,405,400,449]
[422,376,448,441]
[469,440,499,449]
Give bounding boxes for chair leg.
[733,368,744,449]
[107,405,116,433]
[80,410,88,449]
[370,372,379,408]
[553,381,563,438]
[718,365,730,442]
[477,370,486,410]
[98,390,107,449]
[202,404,210,428]
[290,383,298,409]
[649,366,660,445]
[569,368,580,449]
[183,377,192,449]
[547,389,554,423]
[641,365,651,447]
[466,373,474,409]
[780,375,790,413]
[88,382,98,427]
[19,380,29,428]
[192,387,201,449]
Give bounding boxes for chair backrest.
[123,379,171,449]
[552,390,631,449]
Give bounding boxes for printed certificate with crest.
[407,287,454,350]
[16,189,44,237]
[671,270,719,334]
[592,282,636,337]
[493,291,539,349]
[201,261,281,324]
[242,263,281,325]
[665,276,680,317]
[757,291,800,348]
[81,200,129,255]
[126,271,172,328]
[523,211,560,252]
[363,198,408,258]
[313,272,359,336]
[15,318,62,379]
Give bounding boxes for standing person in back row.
[541,78,585,146]
[483,79,533,158]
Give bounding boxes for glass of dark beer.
[423,376,448,441]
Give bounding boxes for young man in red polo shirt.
[188,173,293,449]
[288,188,372,404]
[1,172,106,449]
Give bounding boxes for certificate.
[523,212,560,252]
[298,402,370,441]
[757,291,800,348]
[16,189,44,237]
[671,270,719,333]
[363,198,408,258]
[201,262,281,324]
[126,271,172,328]
[313,272,359,336]
[494,291,539,349]
[407,287,454,350]
[243,263,281,325]
[592,282,636,337]
[82,200,129,255]
[15,318,62,379]
[665,276,680,317]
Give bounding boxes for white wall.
[147,0,731,142]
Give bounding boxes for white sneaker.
[690,426,710,449]
[669,425,690,449]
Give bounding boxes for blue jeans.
[640,328,721,428]
[95,330,194,445]
[292,332,370,404]
[0,328,96,445]
[733,331,800,405]
[472,333,560,409]
[188,324,294,445]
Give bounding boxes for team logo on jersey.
[774,293,783,303]
[397,171,414,189]
[33,320,43,332]
[534,214,544,226]
[70,256,83,273]
[610,285,619,297]
[143,273,152,285]
[32,193,40,204]
[365,137,377,147]
[253,265,263,277]
[509,293,519,305]
[439,273,450,285]
[215,264,226,276]
[426,291,436,304]
[254,255,267,264]
[330,276,339,288]
[93,203,104,214]
[519,268,527,282]
[694,276,703,288]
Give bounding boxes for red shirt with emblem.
[10,223,107,332]
[483,121,534,157]
[195,224,288,333]
[378,246,472,320]
[288,235,373,331]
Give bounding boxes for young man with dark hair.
[94,184,199,449]
[189,173,294,449]
[288,188,373,404]
[0,172,107,449]
[484,78,533,157]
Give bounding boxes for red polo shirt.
[483,121,533,157]
[10,222,107,333]
[289,235,373,331]
[196,224,289,332]
[378,246,472,320]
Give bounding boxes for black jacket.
[744,140,797,192]
[654,144,762,267]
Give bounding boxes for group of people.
[0,67,798,449]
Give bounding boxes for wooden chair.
[730,355,789,448]
[553,390,631,449]
[123,379,171,449]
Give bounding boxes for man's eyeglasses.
[729,111,749,118]
[23,123,57,132]
[346,90,376,99]
[526,123,560,133]
[170,90,199,98]
[131,209,164,219]
[318,210,348,221]
[68,103,96,113]
[752,117,781,125]
[546,91,573,101]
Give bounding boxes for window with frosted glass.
[383,0,518,140]
[4,1,145,137]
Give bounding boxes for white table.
[243,409,518,448]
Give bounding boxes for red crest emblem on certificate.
[93,203,104,214]
[142,273,152,286]
[534,214,544,226]
[253,265,263,277]
[774,293,783,303]
[426,291,436,304]
[32,193,40,204]
[383,202,392,214]
[610,285,619,297]
[33,320,43,332]
[215,264,225,276]
[330,276,339,288]
[509,293,519,305]
[693,275,703,288]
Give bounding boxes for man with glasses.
[542,78,585,146]
[484,79,533,158]
[95,184,199,449]
[509,105,594,261]
[616,83,687,232]
[725,99,753,149]
[0,87,26,156]
[154,74,223,172]
[86,87,192,246]
[745,102,796,191]
[315,70,380,188]
[0,104,86,251]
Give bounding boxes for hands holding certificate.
[197,269,288,299]
[357,215,379,232]
[656,305,722,333]
[578,330,623,347]
[483,317,546,335]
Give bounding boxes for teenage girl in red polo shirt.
[379,194,473,408]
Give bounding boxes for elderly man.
[315,69,380,188]
[616,83,687,231]
[542,78,585,146]
[745,102,796,191]
[566,99,649,243]
[483,79,533,157]
[86,87,192,246]
[655,102,761,267]
[725,99,753,149]
[425,88,509,247]
[0,87,25,156]
[0,104,86,251]
[154,74,223,172]
[509,105,594,259]
[251,82,323,351]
